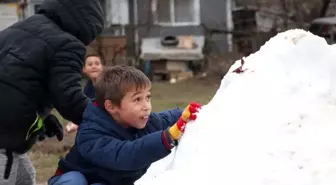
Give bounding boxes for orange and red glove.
[168,102,201,141]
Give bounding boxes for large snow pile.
[136,29,336,185]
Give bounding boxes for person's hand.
[65,122,78,134]
[39,114,63,141]
[168,102,201,140]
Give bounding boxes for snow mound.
[136,29,336,185]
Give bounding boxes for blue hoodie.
[57,101,182,184]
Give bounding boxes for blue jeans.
[48,171,104,185]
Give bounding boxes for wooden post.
[126,0,135,58]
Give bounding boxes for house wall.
[136,0,230,53]
[23,0,44,18]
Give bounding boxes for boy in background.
[66,54,104,133]
[83,54,104,100]
[49,66,201,185]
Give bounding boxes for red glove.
[168,102,201,140]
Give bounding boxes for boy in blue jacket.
[65,54,104,134]
[49,65,201,185]
[82,54,104,100]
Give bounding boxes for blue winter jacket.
[57,101,182,185]
[83,80,96,100]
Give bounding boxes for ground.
[30,76,221,184]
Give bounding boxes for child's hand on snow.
[168,102,201,140]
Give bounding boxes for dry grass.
[31,77,221,183]
[30,152,61,183]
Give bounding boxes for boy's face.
[108,86,152,129]
[83,56,103,81]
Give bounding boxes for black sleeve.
[48,41,89,125]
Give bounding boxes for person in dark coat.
[0,0,104,184]
[49,66,201,185]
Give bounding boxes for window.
[34,4,41,14]
[106,0,129,26]
[153,0,200,26]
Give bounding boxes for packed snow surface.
[135,29,336,185]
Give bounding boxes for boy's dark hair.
[85,54,103,64]
[94,65,151,108]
